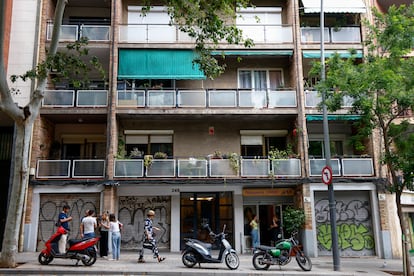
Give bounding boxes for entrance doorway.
[180,192,233,250]
[244,204,290,248]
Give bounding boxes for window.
[238,69,284,90]
[125,133,173,157]
[240,130,288,157]
[308,140,343,158]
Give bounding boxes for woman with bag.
[138,210,165,263]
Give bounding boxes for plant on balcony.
[144,155,153,168]
[154,151,168,159]
[211,150,223,159]
[129,148,143,159]
[223,152,240,174]
[116,135,127,159]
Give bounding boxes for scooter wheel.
[225,252,239,270]
[38,252,53,265]
[182,250,197,268]
[81,248,97,266]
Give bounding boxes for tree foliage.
[310,4,414,272]
[144,0,254,78]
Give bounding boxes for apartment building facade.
[3,0,410,259]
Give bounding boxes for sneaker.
[138,258,145,263]
[158,257,166,263]
[108,258,115,261]
[102,256,108,259]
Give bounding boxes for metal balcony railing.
[304,90,354,108]
[117,89,297,108]
[119,23,292,44]
[42,90,108,107]
[37,159,105,178]
[309,157,374,177]
[301,27,361,43]
[46,23,110,42]
[35,156,373,179]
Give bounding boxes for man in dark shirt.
[58,205,72,253]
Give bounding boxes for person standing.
[269,214,281,246]
[109,213,122,261]
[138,210,165,263]
[250,214,259,249]
[58,205,72,253]
[80,209,97,239]
[98,212,110,258]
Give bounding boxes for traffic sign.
[322,166,333,185]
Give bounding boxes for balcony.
[117,89,297,109]
[305,90,353,108]
[119,23,292,44]
[37,159,105,178]
[309,157,374,177]
[46,23,110,42]
[42,90,108,107]
[301,27,361,43]
[36,156,373,179]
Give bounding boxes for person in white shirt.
[80,210,97,239]
[109,213,123,261]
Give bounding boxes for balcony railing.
[305,90,354,108]
[301,27,361,43]
[117,89,297,108]
[42,90,108,107]
[309,157,374,177]
[119,23,292,44]
[37,159,105,178]
[36,156,373,179]
[46,23,110,41]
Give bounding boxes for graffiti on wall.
[118,196,171,250]
[315,197,375,256]
[38,197,99,251]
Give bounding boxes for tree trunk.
[396,191,412,276]
[0,122,32,267]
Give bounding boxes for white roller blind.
[150,135,172,143]
[125,135,148,144]
[241,135,263,145]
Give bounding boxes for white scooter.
[181,224,239,270]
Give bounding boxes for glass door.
[180,192,233,250]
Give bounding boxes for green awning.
[306,115,361,121]
[303,50,363,58]
[118,49,206,80]
[211,50,293,56]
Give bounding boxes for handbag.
[143,239,153,249]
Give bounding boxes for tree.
[0,0,254,268]
[310,4,414,274]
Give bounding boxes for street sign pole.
[320,0,340,270]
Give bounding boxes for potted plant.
[282,206,305,237]
[225,152,240,174]
[154,151,167,159]
[211,150,223,159]
[129,148,143,159]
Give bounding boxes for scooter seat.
[68,237,91,246]
[193,240,212,249]
[256,245,274,250]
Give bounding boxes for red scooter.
[38,226,99,266]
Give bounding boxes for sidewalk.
[0,250,406,276]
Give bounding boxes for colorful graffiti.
[315,197,375,255]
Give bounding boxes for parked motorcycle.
[182,224,240,270]
[252,231,312,271]
[38,226,99,266]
